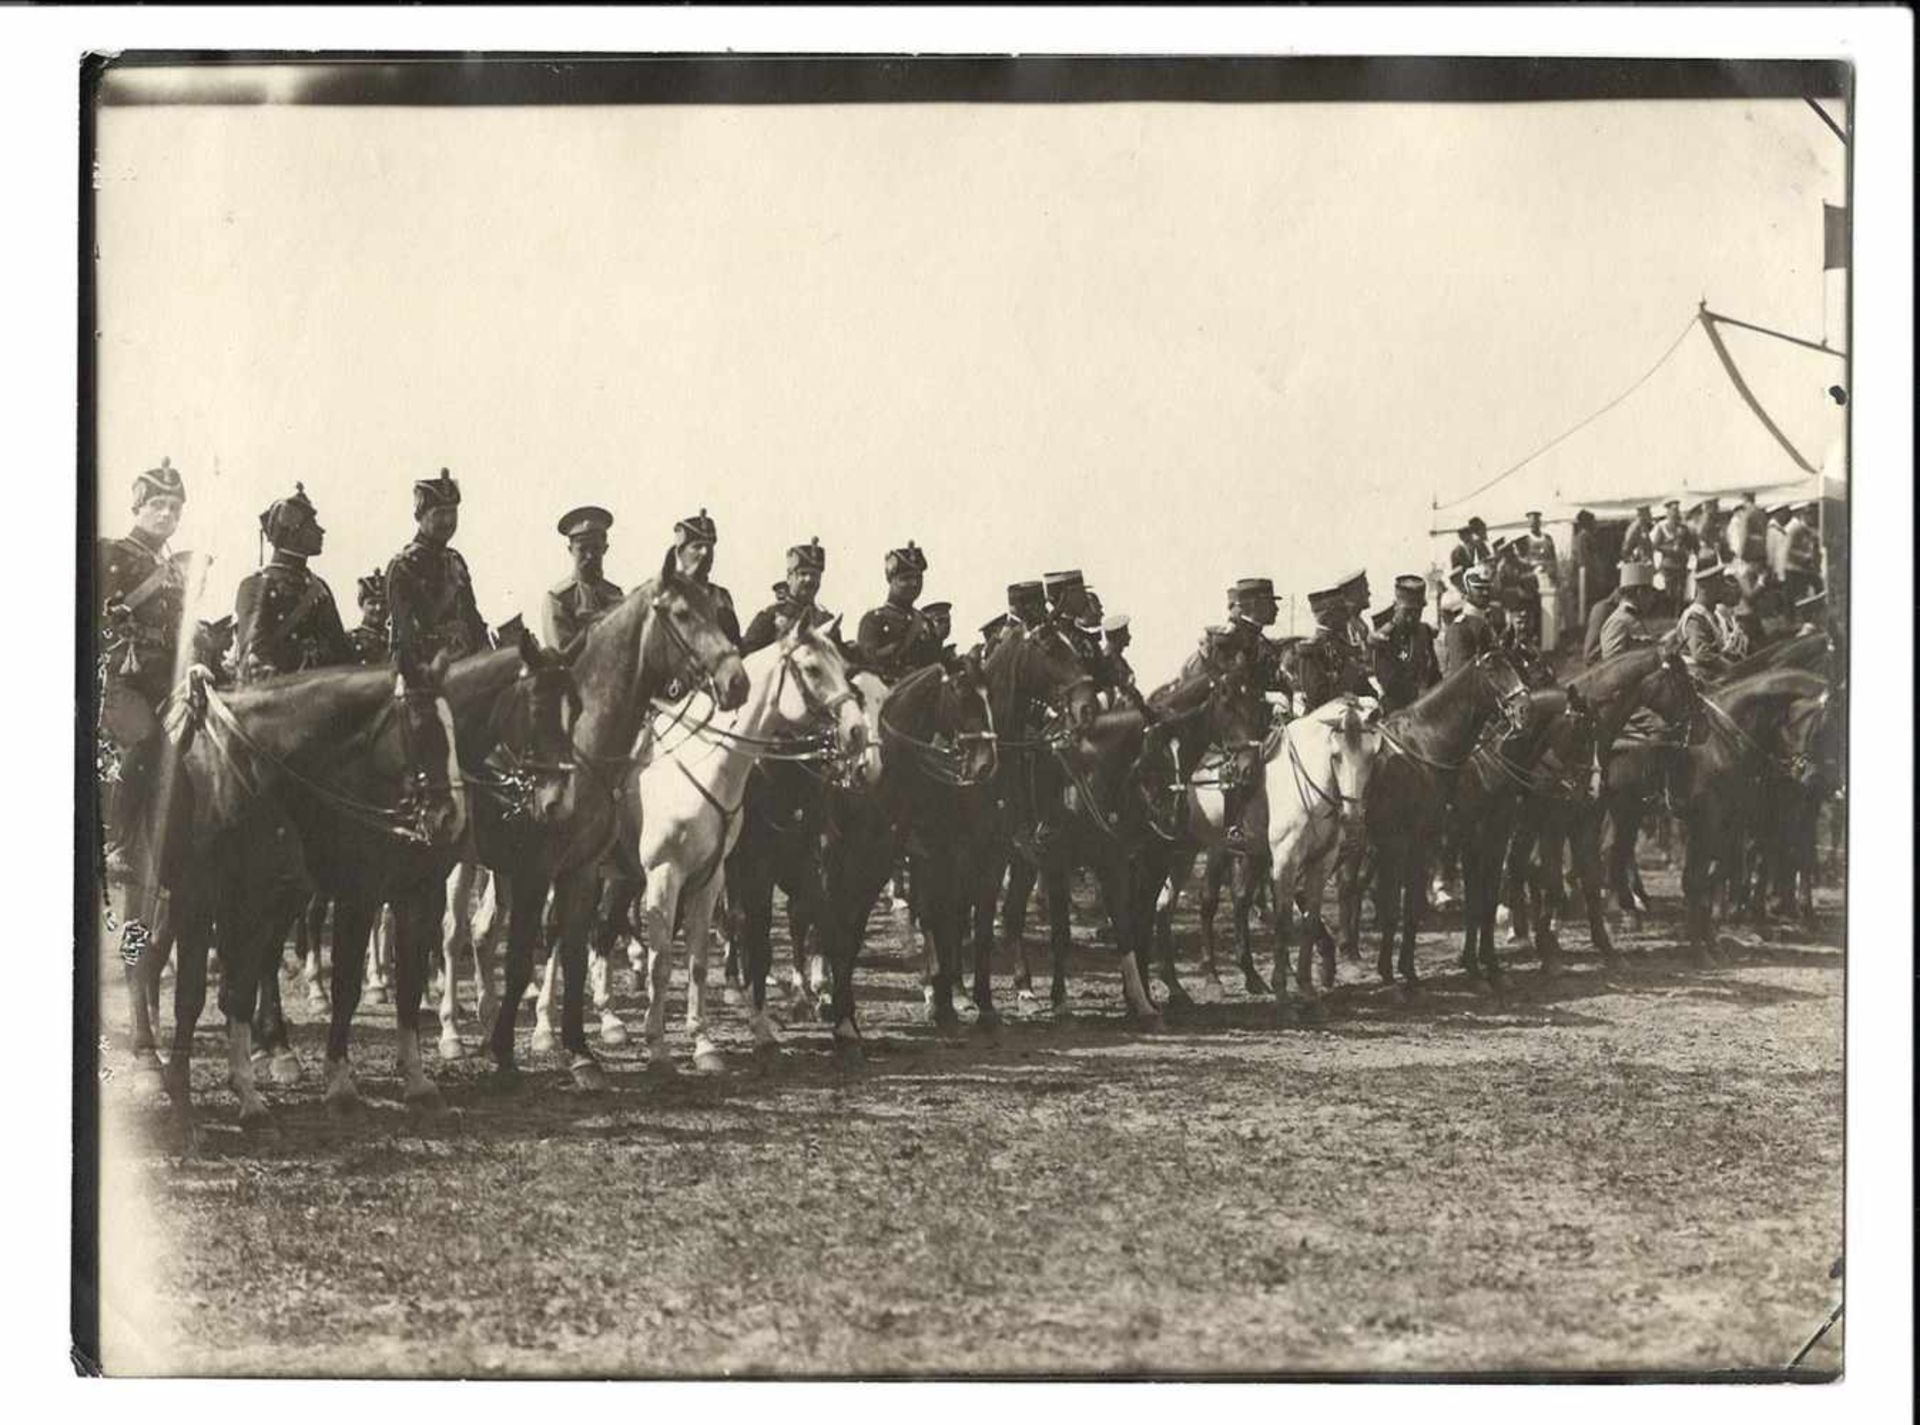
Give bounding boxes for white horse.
[1264,694,1384,1005]
[626,619,870,1072]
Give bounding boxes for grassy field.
[93,867,1844,1379]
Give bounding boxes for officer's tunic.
[96,530,188,717]
[233,559,354,684]
[741,598,837,656]
[1649,519,1697,595]
[1294,627,1370,712]
[1674,600,1728,675]
[347,621,389,667]
[1582,590,1626,665]
[857,600,938,681]
[1372,618,1441,711]
[544,572,625,653]
[1620,517,1654,565]
[385,537,489,668]
[1598,602,1658,661]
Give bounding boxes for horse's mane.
[1712,665,1828,711]
[1565,645,1665,699]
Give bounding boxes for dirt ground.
[92,863,1845,1379]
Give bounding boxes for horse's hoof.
[691,1046,727,1075]
[751,1038,781,1073]
[833,1034,866,1069]
[530,1026,557,1056]
[644,1050,678,1078]
[485,1063,524,1095]
[974,1007,1004,1039]
[931,1005,962,1034]
[1132,1010,1167,1035]
[787,997,818,1025]
[237,1104,277,1136]
[953,991,978,1017]
[324,1083,362,1117]
[1242,972,1270,998]
[129,1061,168,1106]
[405,1085,450,1119]
[1015,988,1039,1017]
[267,1050,303,1087]
[723,984,744,1008]
[365,985,388,1008]
[438,1030,466,1062]
[1164,984,1195,1012]
[598,1016,629,1048]
[570,1057,610,1093]
[304,989,331,1013]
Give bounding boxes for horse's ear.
[515,623,543,669]
[823,613,844,644]
[1565,685,1587,715]
[658,547,680,589]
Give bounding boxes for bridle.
[1377,653,1530,772]
[464,664,580,822]
[877,664,1001,788]
[1283,699,1374,819]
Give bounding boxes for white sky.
[95,95,1844,679]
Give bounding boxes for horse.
[1449,685,1596,982]
[1746,679,1845,920]
[1500,648,1702,970]
[476,555,750,1091]
[1360,651,1532,989]
[1261,695,1386,1010]
[965,627,1158,1027]
[243,629,581,1086]
[721,651,892,1051]
[619,618,868,1072]
[124,650,467,1131]
[1602,665,1826,961]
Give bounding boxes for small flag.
[1823,204,1849,271]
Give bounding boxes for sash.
[256,577,330,663]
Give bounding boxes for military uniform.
[543,505,625,652]
[743,538,836,655]
[345,571,389,666]
[1294,584,1372,711]
[387,470,489,669]
[1619,511,1655,565]
[1649,507,1697,612]
[1673,558,1733,675]
[1582,588,1626,665]
[1371,576,1440,712]
[1440,586,1497,674]
[857,542,938,681]
[96,459,194,898]
[234,560,354,682]
[669,508,741,648]
[1598,566,1659,662]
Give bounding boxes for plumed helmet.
[884,541,928,577]
[259,483,318,547]
[787,537,826,574]
[413,468,461,518]
[132,457,186,512]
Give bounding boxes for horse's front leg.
[248,891,304,1086]
[1089,856,1161,1031]
[1045,861,1075,1014]
[552,862,608,1089]
[1001,855,1037,1006]
[1372,837,1401,985]
[678,872,728,1074]
[390,877,450,1116]
[322,895,375,1115]
[486,869,545,1085]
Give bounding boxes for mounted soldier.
[1439,564,1498,675]
[1674,554,1734,677]
[1598,563,1660,661]
[385,468,489,676]
[97,457,200,887]
[1583,561,1633,665]
[743,537,837,655]
[347,570,390,666]
[668,507,740,648]
[233,483,354,684]
[1370,574,1441,712]
[191,615,236,689]
[1039,568,1106,668]
[856,540,939,681]
[980,579,1048,652]
[1294,579,1373,712]
[920,600,961,670]
[544,505,623,654]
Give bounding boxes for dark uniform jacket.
[1649,519,1697,588]
[1598,602,1657,661]
[1293,627,1372,712]
[385,537,489,668]
[702,580,742,649]
[857,600,939,681]
[1372,618,1441,711]
[1449,536,1491,588]
[347,621,389,666]
[233,558,354,684]
[1620,517,1654,564]
[544,573,625,653]
[742,598,837,656]
[96,531,190,708]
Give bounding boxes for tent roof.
[1429,314,1845,535]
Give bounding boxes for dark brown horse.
[125,651,466,1130]
[479,554,750,1091]
[1603,666,1827,961]
[1363,651,1531,988]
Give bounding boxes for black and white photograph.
[54,27,1910,1390]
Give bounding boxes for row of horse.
[111,553,1843,1136]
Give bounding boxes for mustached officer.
[744,537,837,655]
[545,505,623,654]
[233,483,354,684]
[979,579,1046,651]
[669,507,741,648]
[858,541,937,681]
[385,468,489,676]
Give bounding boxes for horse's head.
[1002,626,1101,737]
[772,617,868,768]
[1472,649,1534,737]
[1203,661,1270,793]
[395,648,467,848]
[944,651,1001,785]
[651,551,750,710]
[1544,685,1600,798]
[513,625,580,824]
[1328,696,1385,825]
[1642,650,1709,746]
